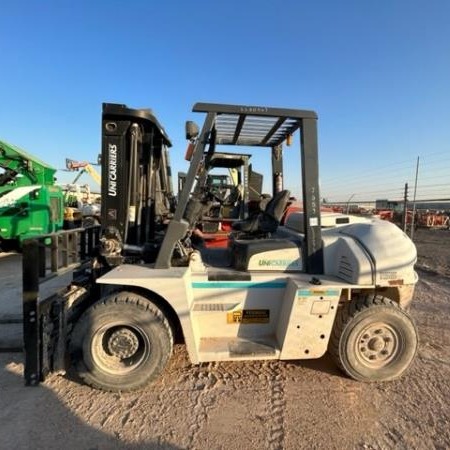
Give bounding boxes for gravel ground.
[0,228,449,450]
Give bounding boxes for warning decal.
[227,309,270,324]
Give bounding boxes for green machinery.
[0,139,64,248]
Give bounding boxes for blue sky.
[1,0,449,203]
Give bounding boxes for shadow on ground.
[0,354,183,450]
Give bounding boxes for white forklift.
[23,103,418,392]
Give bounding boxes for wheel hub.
[368,337,384,352]
[107,328,139,359]
[357,324,398,367]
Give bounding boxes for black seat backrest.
[231,189,290,235]
[264,190,291,221]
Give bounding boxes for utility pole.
[346,193,355,214]
[410,157,420,240]
[402,183,408,232]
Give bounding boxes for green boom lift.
[0,139,64,248]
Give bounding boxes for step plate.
[198,337,279,361]
[229,339,276,357]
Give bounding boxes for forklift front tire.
[70,292,173,392]
[329,295,418,382]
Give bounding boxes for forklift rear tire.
[70,291,173,392]
[329,295,418,382]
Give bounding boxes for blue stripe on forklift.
[297,289,340,296]
[192,281,287,289]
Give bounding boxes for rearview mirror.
[185,121,199,140]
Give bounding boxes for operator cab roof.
[193,103,317,147]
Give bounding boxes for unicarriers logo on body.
[258,259,301,267]
[108,143,117,197]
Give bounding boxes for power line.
[323,170,450,191]
[322,155,450,187]
[322,163,416,185]
[416,149,450,159]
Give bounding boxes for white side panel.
[96,265,199,363]
[190,278,286,340]
[322,234,374,285]
[275,225,375,284]
[278,279,340,359]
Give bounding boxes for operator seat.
[232,189,290,236]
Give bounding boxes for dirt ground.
[0,228,449,450]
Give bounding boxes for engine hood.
[339,219,417,285]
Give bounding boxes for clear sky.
[1,0,449,203]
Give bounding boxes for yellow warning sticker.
[227,309,270,324]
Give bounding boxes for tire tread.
[329,294,408,379]
[71,291,173,392]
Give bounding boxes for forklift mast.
[156,103,324,274]
[100,103,173,265]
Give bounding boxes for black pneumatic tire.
[70,292,173,392]
[329,295,418,382]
